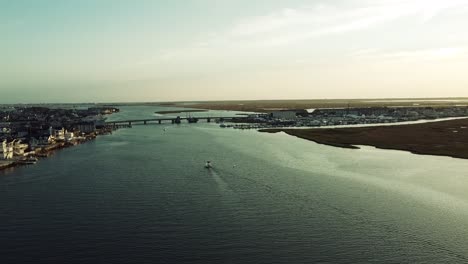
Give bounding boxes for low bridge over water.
[105,116,240,126]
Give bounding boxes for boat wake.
[209,168,230,192]
[207,166,241,199]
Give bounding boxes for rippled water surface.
[2,106,468,263]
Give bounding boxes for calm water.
[2,106,468,263]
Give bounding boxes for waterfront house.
[54,128,66,141]
[1,140,14,160]
[29,137,51,150]
[12,139,29,156]
[64,131,75,142]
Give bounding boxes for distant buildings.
[0,105,120,160]
[271,110,298,120]
[87,107,119,115]
[244,106,468,128]
[75,122,96,134]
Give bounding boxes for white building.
[65,131,75,142]
[54,128,66,141]
[12,139,28,156]
[1,140,14,160]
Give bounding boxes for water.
[1,106,468,263]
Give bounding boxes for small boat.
[187,117,199,123]
[17,156,38,165]
[205,161,212,169]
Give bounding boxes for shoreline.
[260,118,468,160]
[0,127,113,173]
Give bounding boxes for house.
[12,139,29,156]
[29,137,51,150]
[64,131,75,142]
[1,140,14,160]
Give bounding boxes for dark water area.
[1,106,468,263]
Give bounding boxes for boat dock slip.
[105,116,242,126]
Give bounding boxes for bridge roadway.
[105,116,240,126]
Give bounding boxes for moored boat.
[187,117,199,123]
[17,156,38,165]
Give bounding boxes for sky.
[1,0,468,103]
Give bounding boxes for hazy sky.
[2,0,468,103]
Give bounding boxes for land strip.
[155,109,207,114]
[260,118,468,159]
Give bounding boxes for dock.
[0,160,16,171]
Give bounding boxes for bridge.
[105,116,242,127]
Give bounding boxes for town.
[0,106,119,170]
